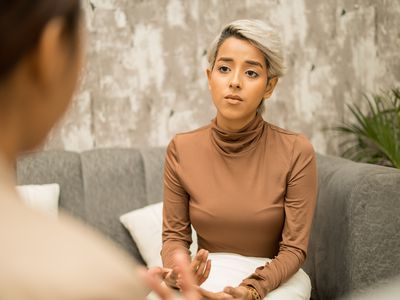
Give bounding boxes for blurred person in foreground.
[0,1,198,299]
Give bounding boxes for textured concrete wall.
[46,0,400,155]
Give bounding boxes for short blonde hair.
[207,19,286,78]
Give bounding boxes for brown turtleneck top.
[161,113,317,298]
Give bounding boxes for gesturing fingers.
[198,287,233,300]
[191,249,207,271]
[138,267,174,300]
[197,259,211,285]
[174,251,200,300]
[147,266,163,277]
[164,266,180,288]
[191,249,212,285]
[223,286,250,300]
[195,250,207,273]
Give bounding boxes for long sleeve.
[240,134,318,298]
[161,137,192,268]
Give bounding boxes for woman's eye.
[218,66,230,73]
[246,70,259,78]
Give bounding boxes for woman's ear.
[29,17,66,91]
[263,77,278,99]
[206,68,212,90]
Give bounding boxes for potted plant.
[333,88,400,169]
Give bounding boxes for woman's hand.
[164,249,212,288]
[223,286,253,300]
[189,249,212,285]
[140,251,200,300]
[199,286,253,300]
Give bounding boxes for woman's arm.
[161,137,211,287]
[240,134,318,299]
[161,137,192,268]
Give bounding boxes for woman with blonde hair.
[162,19,317,300]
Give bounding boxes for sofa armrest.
[304,154,400,300]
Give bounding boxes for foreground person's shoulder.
[0,198,149,300]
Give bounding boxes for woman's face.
[207,37,277,130]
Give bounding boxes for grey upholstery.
[16,148,400,300]
[139,147,166,205]
[16,148,166,266]
[16,150,86,220]
[303,154,400,300]
[81,149,148,264]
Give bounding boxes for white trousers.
[200,253,311,300]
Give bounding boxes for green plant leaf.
[332,88,400,168]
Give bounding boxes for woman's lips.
[224,95,243,105]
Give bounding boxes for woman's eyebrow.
[217,57,263,69]
[245,60,264,69]
[217,57,234,62]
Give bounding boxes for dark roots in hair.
[215,25,271,73]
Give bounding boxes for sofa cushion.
[139,147,165,206]
[81,148,150,264]
[120,201,198,268]
[16,183,60,217]
[16,150,85,220]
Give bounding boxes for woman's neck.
[0,135,18,168]
[216,112,258,132]
[0,110,22,168]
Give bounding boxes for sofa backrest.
[16,150,86,219]
[304,153,400,300]
[16,147,166,265]
[16,149,400,300]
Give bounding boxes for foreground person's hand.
[140,251,200,300]
[163,266,180,289]
[199,286,252,300]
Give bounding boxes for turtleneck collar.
[210,113,265,156]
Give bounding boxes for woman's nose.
[229,71,241,89]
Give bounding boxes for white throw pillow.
[120,202,198,267]
[16,183,60,218]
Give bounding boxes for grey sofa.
[16,148,400,300]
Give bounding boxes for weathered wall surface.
[46,0,400,155]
